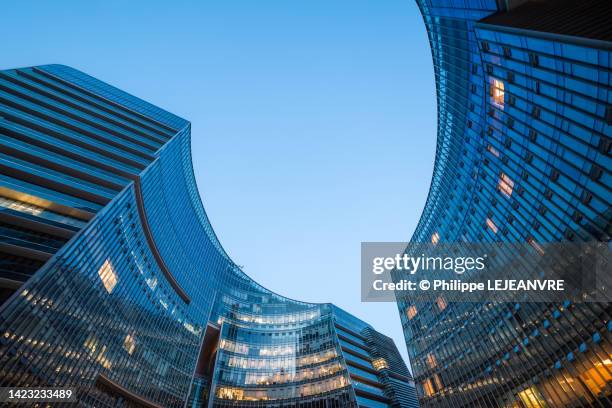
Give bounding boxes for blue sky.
[4,0,436,366]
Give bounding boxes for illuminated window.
[407,305,418,320]
[491,78,505,108]
[217,387,244,400]
[84,334,112,369]
[423,378,435,396]
[527,238,545,256]
[372,358,388,371]
[426,353,437,368]
[220,339,249,355]
[98,259,117,294]
[0,196,43,216]
[433,374,443,390]
[518,387,546,408]
[123,333,136,355]
[84,334,98,354]
[487,144,500,157]
[431,232,440,245]
[580,358,612,395]
[498,173,514,198]
[486,218,498,234]
[436,296,447,311]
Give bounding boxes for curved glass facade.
[0,64,418,407]
[400,1,611,407]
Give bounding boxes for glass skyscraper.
[0,64,418,407]
[398,0,611,407]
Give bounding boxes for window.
[580,358,612,395]
[431,232,440,245]
[98,259,117,294]
[491,78,505,108]
[123,333,136,355]
[426,353,437,368]
[423,378,435,396]
[498,173,514,198]
[527,238,545,256]
[434,374,443,390]
[486,218,498,234]
[487,145,500,157]
[436,296,447,311]
[518,387,547,408]
[372,358,388,371]
[590,164,603,180]
[407,306,418,320]
[84,334,112,369]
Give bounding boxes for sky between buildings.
[3,0,436,368]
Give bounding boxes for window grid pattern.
[399,1,611,407]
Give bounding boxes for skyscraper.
[398,0,611,407]
[0,64,418,407]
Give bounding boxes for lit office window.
[431,232,440,245]
[84,334,112,369]
[486,218,498,234]
[123,333,136,355]
[436,296,447,311]
[579,358,612,395]
[220,339,250,355]
[433,374,443,390]
[98,259,117,294]
[423,378,435,397]
[426,353,437,368]
[491,78,505,108]
[372,358,388,371]
[527,238,545,256]
[498,173,514,198]
[0,196,43,215]
[217,387,244,400]
[487,144,500,157]
[407,305,418,320]
[518,387,547,407]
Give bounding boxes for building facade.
[398,0,611,407]
[0,64,418,407]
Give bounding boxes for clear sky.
[3,0,436,368]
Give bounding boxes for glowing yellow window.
[431,232,440,245]
[580,358,612,395]
[426,353,437,368]
[498,173,514,198]
[436,296,447,311]
[433,374,443,390]
[486,218,498,234]
[491,78,505,107]
[407,305,418,320]
[123,333,136,355]
[372,358,388,371]
[217,387,244,400]
[518,387,546,408]
[423,378,435,396]
[98,259,117,294]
